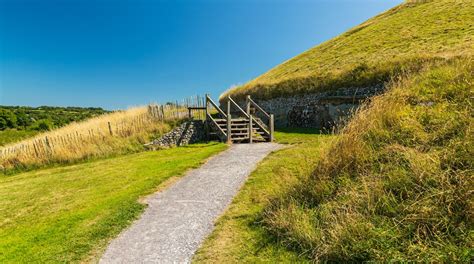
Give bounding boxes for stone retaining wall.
[248,85,384,129]
[145,120,206,149]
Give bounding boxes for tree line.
[0,106,109,131]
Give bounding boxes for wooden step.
[218,125,249,129]
[231,137,249,141]
[218,123,249,126]
[214,118,249,123]
[205,101,274,143]
[231,132,252,136]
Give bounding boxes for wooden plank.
[187,107,206,110]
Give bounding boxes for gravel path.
[100,143,281,264]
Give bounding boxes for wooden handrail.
[227,96,250,119]
[247,96,270,118]
[206,95,227,118]
[204,94,274,143]
[187,107,206,110]
[253,118,270,135]
[207,113,227,138]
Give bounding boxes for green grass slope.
[264,58,473,262]
[0,130,39,146]
[223,0,473,101]
[0,143,226,263]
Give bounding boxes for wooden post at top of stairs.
[246,95,251,116]
[246,95,252,144]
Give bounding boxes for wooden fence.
[0,96,207,168]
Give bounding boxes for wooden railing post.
[246,95,251,116]
[227,113,232,143]
[226,97,232,143]
[205,94,209,118]
[269,114,274,142]
[205,94,210,140]
[249,115,253,144]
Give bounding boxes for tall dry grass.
[0,104,189,171]
[263,58,473,262]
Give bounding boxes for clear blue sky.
[0,0,401,110]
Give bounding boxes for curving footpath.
[100,143,281,264]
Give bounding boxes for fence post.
[176,100,179,119]
[108,122,113,136]
[31,142,38,157]
[45,136,52,154]
[269,114,274,142]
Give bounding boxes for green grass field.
[194,129,336,263]
[0,143,227,263]
[0,129,39,146]
[223,0,473,101]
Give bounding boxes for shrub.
[31,119,53,131]
[0,109,17,130]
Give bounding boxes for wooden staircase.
[200,95,274,144]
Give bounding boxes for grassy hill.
[200,59,473,264]
[0,130,39,146]
[199,1,473,262]
[222,0,473,101]
[263,58,472,262]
